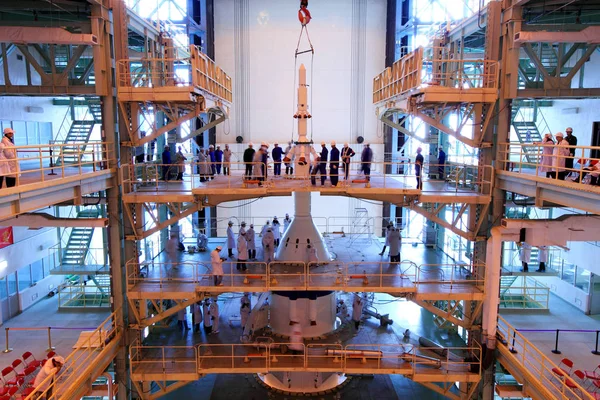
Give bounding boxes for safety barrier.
[373,47,499,104]
[120,160,494,196]
[0,141,112,192]
[499,142,600,188]
[497,316,595,400]
[116,45,232,103]
[58,283,112,309]
[2,325,102,354]
[24,307,122,400]
[499,276,550,310]
[126,260,485,295]
[47,245,109,274]
[132,341,481,379]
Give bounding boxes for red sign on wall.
[0,227,13,249]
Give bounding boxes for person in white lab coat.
[537,133,555,177]
[237,231,248,271]
[260,220,271,237]
[272,217,281,247]
[551,132,571,180]
[211,246,225,286]
[388,228,402,263]
[0,128,19,188]
[240,293,251,328]
[226,221,236,258]
[379,223,394,256]
[283,214,292,232]
[197,230,208,252]
[33,356,64,398]
[352,294,364,335]
[166,232,179,269]
[246,224,257,260]
[519,242,532,272]
[209,297,220,334]
[177,307,189,330]
[192,301,202,332]
[202,298,212,334]
[536,246,548,272]
[337,299,349,322]
[307,244,318,267]
[262,228,275,263]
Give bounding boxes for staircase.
[88,102,102,123]
[91,274,111,298]
[350,208,372,247]
[61,209,99,266]
[55,120,96,166]
[432,300,463,331]
[500,275,518,297]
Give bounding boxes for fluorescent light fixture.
[0,260,7,272]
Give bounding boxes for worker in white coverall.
[202,298,212,334]
[519,242,532,272]
[177,306,189,330]
[272,217,281,247]
[240,293,251,328]
[388,227,401,263]
[260,220,271,237]
[288,323,303,355]
[283,213,292,232]
[352,294,364,334]
[209,297,220,334]
[537,246,548,272]
[192,301,202,332]
[246,224,257,260]
[166,232,179,269]
[226,221,236,258]
[237,230,248,271]
[262,228,275,263]
[33,356,65,398]
[307,244,318,267]
[211,245,224,286]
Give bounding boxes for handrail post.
[551,329,561,354]
[3,328,12,353]
[509,330,518,354]
[592,331,600,355]
[47,327,55,351]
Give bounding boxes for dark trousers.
[176,172,183,180]
[330,163,339,186]
[416,166,423,189]
[439,165,445,179]
[245,163,253,177]
[216,164,222,174]
[285,165,293,175]
[522,262,528,271]
[538,262,546,271]
[237,261,247,271]
[354,320,360,330]
[275,239,280,247]
[248,249,256,259]
[274,162,282,175]
[362,164,371,180]
[319,164,327,185]
[223,166,230,175]
[162,165,171,181]
[310,165,320,185]
[228,248,234,257]
[135,154,145,163]
[390,254,400,263]
[213,275,223,286]
[342,162,350,179]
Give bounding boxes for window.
[7,272,17,295]
[42,255,51,278]
[31,260,44,283]
[0,278,6,300]
[575,267,590,293]
[17,265,32,289]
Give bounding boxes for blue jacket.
[330,146,340,163]
[438,150,446,165]
[320,146,328,164]
[162,150,171,164]
[272,146,283,161]
[215,149,223,162]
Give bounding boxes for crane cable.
[291,4,315,143]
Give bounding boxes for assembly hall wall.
[213,0,387,228]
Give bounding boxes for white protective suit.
[211,249,224,276]
[283,217,292,232]
[519,242,532,263]
[352,294,363,322]
[553,139,571,172]
[203,300,211,329]
[237,235,248,261]
[227,226,235,249]
[209,300,220,333]
[246,227,256,251]
[538,246,549,263]
[388,229,401,257]
[262,230,275,263]
[272,221,281,241]
[0,136,19,179]
[240,294,251,328]
[539,136,554,174]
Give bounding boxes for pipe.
[363,308,393,326]
[398,353,442,368]
[326,349,383,358]
[101,373,113,399]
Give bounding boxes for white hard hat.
[321,141,326,146]
[250,224,254,228]
[344,142,349,147]
[556,132,564,138]
[241,221,246,226]
[274,216,277,219]
[285,213,289,217]
[274,142,278,145]
[249,142,253,147]
[209,144,214,149]
[3,128,14,135]
[52,356,65,365]
[331,141,336,146]
[261,141,268,147]
[216,245,223,250]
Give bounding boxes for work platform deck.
[126,261,484,301]
[121,167,491,206]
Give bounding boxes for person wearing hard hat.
[243,143,255,178]
[246,224,257,260]
[237,229,248,271]
[33,355,65,398]
[260,142,270,181]
[240,293,251,329]
[341,143,355,181]
[226,221,236,259]
[329,141,340,186]
[272,216,281,247]
[203,298,212,334]
[223,144,232,176]
[262,228,275,263]
[319,141,328,186]
[252,145,264,184]
[215,145,224,175]
[0,128,18,188]
[211,245,225,286]
[208,145,216,178]
[210,296,220,334]
[283,213,292,232]
[361,143,373,181]
[272,142,283,176]
[284,141,294,176]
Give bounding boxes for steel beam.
[0,213,108,228]
[0,27,97,45]
[515,26,600,44]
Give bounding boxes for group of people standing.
[195,144,233,182]
[310,141,363,186]
[178,297,220,335]
[537,128,578,181]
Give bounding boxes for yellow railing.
[497,316,595,400]
[116,45,232,103]
[373,47,499,104]
[499,142,600,187]
[120,161,494,196]
[58,284,111,309]
[500,276,550,310]
[25,307,122,400]
[126,260,485,294]
[131,341,482,378]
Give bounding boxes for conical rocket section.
[275,192,332,262]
